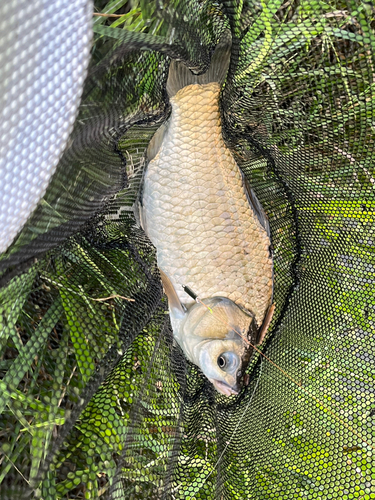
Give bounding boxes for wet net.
[1,0,374,498]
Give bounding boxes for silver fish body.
[141,81,273,395]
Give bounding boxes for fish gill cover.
[0,0,374,499]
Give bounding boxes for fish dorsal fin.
[146,122,168,162]
[256,303,275,345]
[241,174,275,308]
[166,32,231,98]
[159,268,186,318]
[139,122,169,235]
[241,171,271,237]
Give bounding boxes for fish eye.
[217,352,239,372]
[217,356,226,369]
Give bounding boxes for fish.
[137,38,274,396]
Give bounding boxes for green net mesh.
[1,1,375,498]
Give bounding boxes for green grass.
[1,0,375,498]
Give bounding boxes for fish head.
[198,339,243,396]
[159,271,258,396]
[177,297,257,396]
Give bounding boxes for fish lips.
[210,356,252,397]
[209,378,240,397]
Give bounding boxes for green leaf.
[93,23,168,47]
[0,266,37,353]
[0,297,63,414]
[29,328,69,484]
[60,289,96,386]
[327,27,366,44]
[0,430,30,486]
[93,0,131,26]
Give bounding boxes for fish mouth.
[209,378,239,397]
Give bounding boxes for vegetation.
[0,0,374,499]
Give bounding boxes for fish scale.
[142,82,272,325]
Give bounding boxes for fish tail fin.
[166,33,231,97]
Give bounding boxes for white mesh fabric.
[0,0,93,253]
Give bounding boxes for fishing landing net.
[0,0,374,498]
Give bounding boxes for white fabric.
[0,0,93,253]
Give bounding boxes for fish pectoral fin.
[159,268,186,318]
[256,303,276,345]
